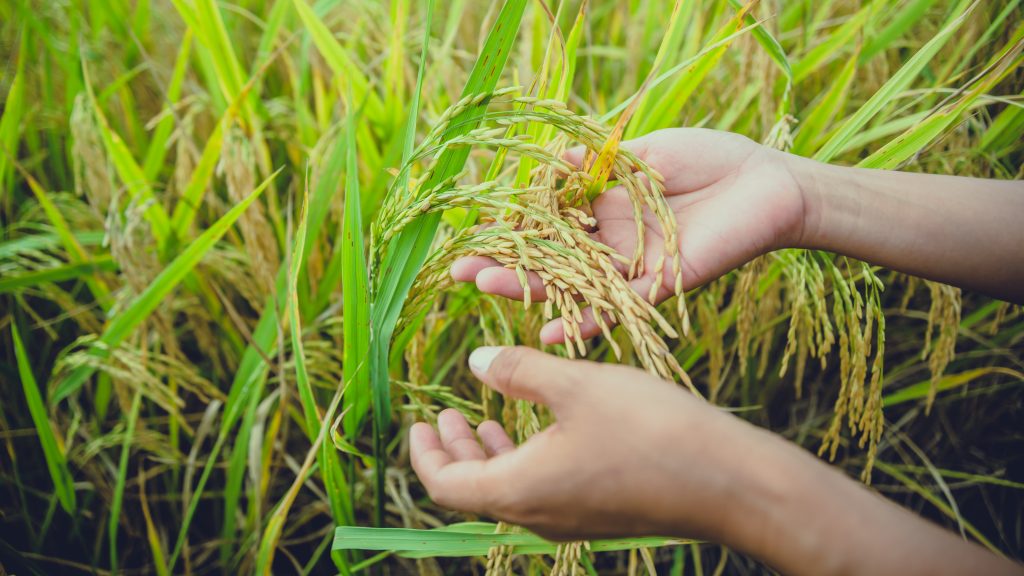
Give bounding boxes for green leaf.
[792,47,859,156]
[792,2,874,83]
[332,525,689,557]
[883,367,1024,407]
[813,1,977,163]
[368,0,527,525]
[142,29,193,181]
[291,0,384,122]
[0,25,27,191]
[0,257,118,293]
[859,32,1023,169]
[861,0,940,62]
[108,388,143,574]
[11,322,76,513]
[341,106,370,439]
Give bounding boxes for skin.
[412,128,1024,574]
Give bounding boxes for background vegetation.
[0,0,1022,573]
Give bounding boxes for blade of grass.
[883,367,1024,407]
[11,322,76,514]
[813,0,977,163]
[291,0,384,122]
[368,0,527,526]
[341,101,370,440]
[0,257,118,293]
[142,28,193,181]
[108,387,143,574]
[858,34,1023,169]
[170,132,349,574]
[11,160,112,306]
[627,3,748,139]
[874,461,1004,555]
[861,0,940,62]
[792,47,859,156]
[0,231,105,260]
[256,185,349,573]
[332,524,688,557]
[791,1,875,83]
[0,25,27,192]
[293,182,353,542]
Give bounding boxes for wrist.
[703,420,854,576]
[780,152,839,251]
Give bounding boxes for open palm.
[451,128,806,343]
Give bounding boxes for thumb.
[468,346,579,413]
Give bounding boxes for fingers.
[468,346,576,414]
[451,256,548,302]
[477,420,515,457]
[409,421,454,483]
[563,145,587,168]
[450,256,499,282]
[476,266,547,302]
[410,415,519,513]
[540,306,607,344]
[438,409,487,461]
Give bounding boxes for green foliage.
[1,0,1022,573]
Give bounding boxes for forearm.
[706,423,1021,576]
[784,154,1024,303]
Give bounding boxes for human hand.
[451,128,807,343]
[411,346,1024,576]
[409,345,773,541]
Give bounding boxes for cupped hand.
[409,346,770,541]
[452,128,807,343]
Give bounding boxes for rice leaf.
[814,1,977,163]
[883,367,1024,407]
[627,3,747,138]
[108,387,143,574]
[0,257,118,293]
[291,0,384,122]
[861,0,940,62]
[11,322,76,514]
[0,231,104,261]
[792,2,875,83]
[142,28,193,181]
[792,47,859,156]
[332,525,688,557]
[980,89,1024,153]
[859,34,1023,169]
[14,162,112,305]
[368,0,527,525]
[341,105,370,439]
[0,25,26,190]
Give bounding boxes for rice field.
[1,0,1022,573]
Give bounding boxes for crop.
[1,0,1022,574]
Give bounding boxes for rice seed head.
[394,92,695,393]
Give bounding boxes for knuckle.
[489,346,530,392]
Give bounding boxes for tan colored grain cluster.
[396,94,695,392]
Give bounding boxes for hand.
[451,128,807,343]
[409,345,770,541]
[410,346,1024,576]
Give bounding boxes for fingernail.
[469,346,505,375]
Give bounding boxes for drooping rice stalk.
[1,0,1022,573]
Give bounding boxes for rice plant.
[1,0,1022,573]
